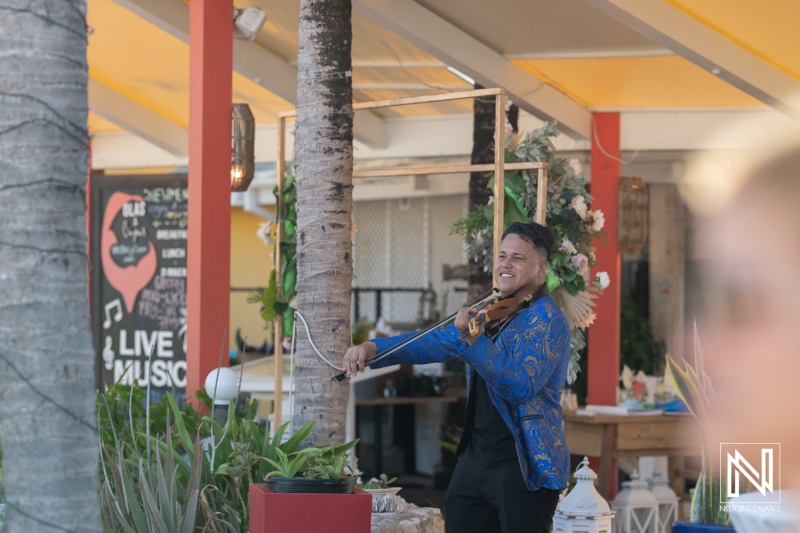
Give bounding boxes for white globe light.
[205,368,239,405]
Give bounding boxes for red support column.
[587,112,622,496]
[186,0,233,402]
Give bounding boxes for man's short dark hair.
[502,221,556,261]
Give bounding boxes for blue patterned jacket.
[371,294,570,491]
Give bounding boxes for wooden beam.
[279,87,504,116]
[353,0,592,139]
[585,0,800,121]
[88,78,188,157]
[492,91,505,279]
[111,0,388,149]
[273,116,286,430]
[352,161,545,178]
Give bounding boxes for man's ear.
[538,259,548,278]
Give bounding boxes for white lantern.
[611,470,658,533]
[553,457,615,533]
[647,468,679,533]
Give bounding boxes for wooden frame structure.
[272,87,548,427]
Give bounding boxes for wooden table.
[563,412,701,500]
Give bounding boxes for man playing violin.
[343,221,570,533]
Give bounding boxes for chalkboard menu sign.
[90,174,188,393]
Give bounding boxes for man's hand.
[454,307,484,345]
[342,342,378,376]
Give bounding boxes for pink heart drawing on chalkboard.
[101,192,157,313]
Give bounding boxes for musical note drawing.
[103,336,115,370]
[103,299,123,329]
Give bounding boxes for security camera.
[233,6,267,41]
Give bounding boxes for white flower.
[596,271,610,290]
[571,195,588,219]
[590,209,605,231]
[256,221,274,246]
[621,365,634,390]
[568,158,583,175]
[559,237,577,255]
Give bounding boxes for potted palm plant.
[250,438,371,533]
[667,324,732,532]
[263,440,359,494]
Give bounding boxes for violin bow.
[331,287,499,382]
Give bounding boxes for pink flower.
[504,120,514,137]
[571,253,589,276]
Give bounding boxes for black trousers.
[444,453,561,533]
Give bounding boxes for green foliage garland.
[249,174,297,340]
[452,121,610,384]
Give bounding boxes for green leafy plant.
[100,410,202,533]
[304,440,359,479]
[251,173,297,339]
[97,383,207,464]
[620,296,665,374]
[363,473,397,490]
[153,394,316,531]
[666,323,729,525]
[98,382,312,533]
[263,438,358,480]
[263,448,319,479]
[452,121,609,383]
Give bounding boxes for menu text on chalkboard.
[91,174,188,393]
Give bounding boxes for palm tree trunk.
[0,2,101,532]
[292,0,353,447]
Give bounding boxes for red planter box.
[249,483,372,533]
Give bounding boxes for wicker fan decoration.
[551,288,598,330]
[618,177,648,254]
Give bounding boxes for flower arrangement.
[452,120,609,383]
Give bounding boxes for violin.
[465,292,533,336]
[331,288,500,382]
[331,287,540,382]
